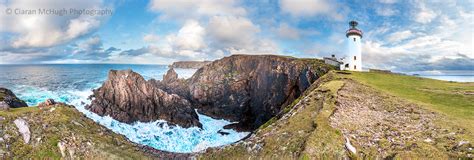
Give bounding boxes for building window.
[354,56,356,60]
[353,38,356,42]
[354,65,357,70]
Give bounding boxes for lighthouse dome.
[346,21,363,38]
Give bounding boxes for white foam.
[17,85,249,153]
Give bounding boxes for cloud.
[1,0,109,48]
[413,2,437,24]
[148,0,246,19]
[167,20,206,51]
[143,34,160,43]
[207,16,260,49]
[63,36,120,61]
[274,23,320,40]
[275,23,301,40]
[279,0,343,20]
[386,30,413,43]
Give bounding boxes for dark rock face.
[169,61,211,69]
[188,55,331,130]
[0,88,28,109]
[86,69,201,128]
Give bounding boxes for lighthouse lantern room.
[341,21,363,71]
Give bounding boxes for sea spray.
[11,68,249,153]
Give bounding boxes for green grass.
[301,80,346,158]
[343,71,474,132]
[0,106,152,159]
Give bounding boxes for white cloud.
[276,23,300,40]
[414,2,437,24]
[279,0,343,20]
[143,34,160,43]
[386,30,413,43]
[148,0,246,19]
[167,20,206,51]
[1,0,108,48]
[207,16,260,49]
[274,23,320,40]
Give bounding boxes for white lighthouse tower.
[341,21,363,71]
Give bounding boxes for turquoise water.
[0,64,249,153]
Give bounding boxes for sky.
[0,0,473,74]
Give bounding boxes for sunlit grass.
[344,71,474,132]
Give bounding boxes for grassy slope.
[345,72,474,132]
[200,72,347,159]
[200,71,474,159]
[0,106,153,159]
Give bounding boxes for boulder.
[14,118,30,144]
[38,99,55,108]
[86,69,202,128]
[0,88,28,109]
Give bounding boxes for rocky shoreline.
[0,88,28,110]
[86,55,334,131]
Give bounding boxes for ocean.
[0,64,249,153]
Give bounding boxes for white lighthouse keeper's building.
[341,21,363,71]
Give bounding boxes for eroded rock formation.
[0,88,28,109]
[86,69,201,128]
[188,55,331,130]
[88,55,333,130]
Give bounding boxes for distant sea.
[418,75,474,82]
[0,64,249,153]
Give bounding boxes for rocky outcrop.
[188,55,331,130]
[0,88,28,109]
[14,118,30,144]
[88,55,333,131]
[153,68,192,100]
[86,69,201,128]
[169,61,211,69]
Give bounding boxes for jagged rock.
[163,68,178,83]
[0,88,28,109]
[87,55,332,131]
[189,55,329,130]
[153,69,191,100]
[38,98,55,108]
[13,118,30,144]
[86,69,202,128]
[37,98,73,108]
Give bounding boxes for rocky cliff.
[86,69,201,128]
[188,55,332,130]
[88,55,333,131]
[0,88,28,109]
[200,71,474,159]
[169,61,211,69]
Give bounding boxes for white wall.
[343,35,362,71]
